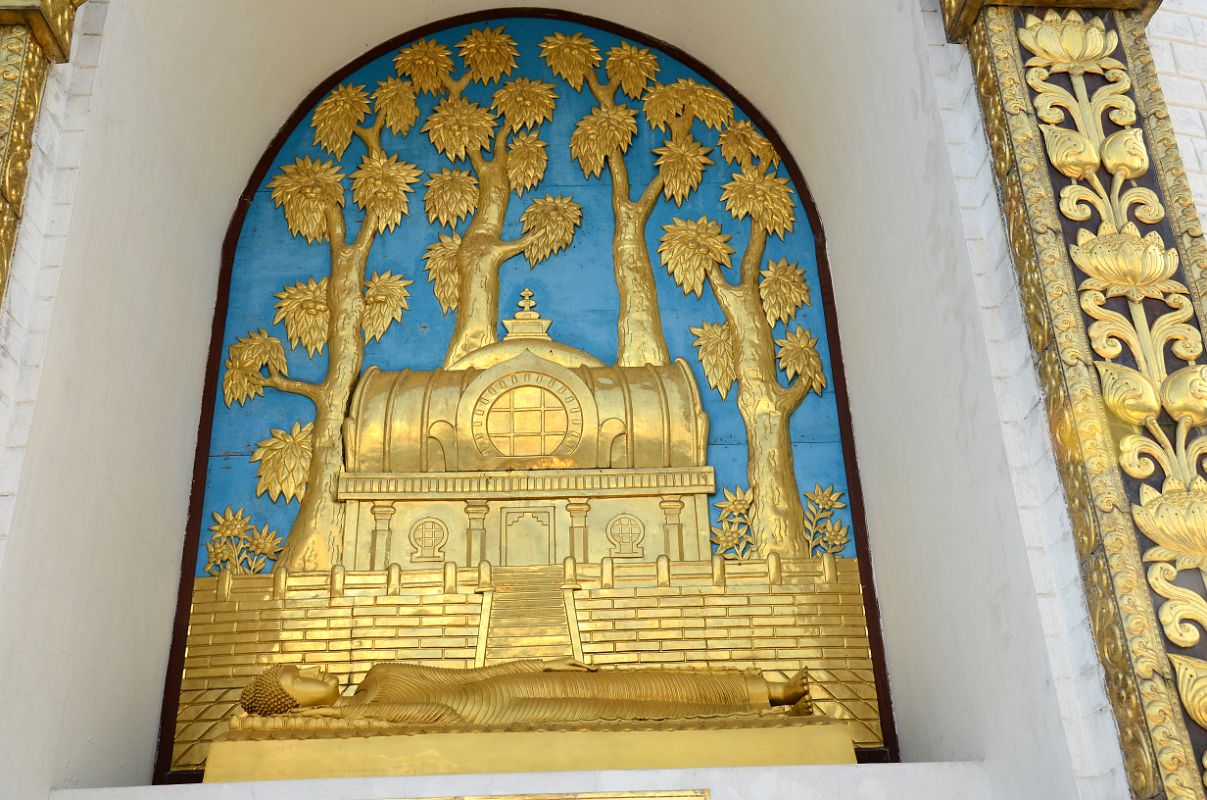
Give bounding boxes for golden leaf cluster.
[457,26,518,84]
[520,195,582,266]
[508,133,548,195]
[312,84,369,158]
[350,152,422,233]
[205,507,283,576]
[712,486,754,560]
[362,270,413,342]
[424,168,479,227]
[606,41,660,99]
[721,167,795,238]
[393,38,453,95]
[759,258,810,325]
[223,330,287,407]
[718,120,779,169]
[645,78,734,132]
[373,77,419,135]
[803,484,849,557]
[492,78,557,131]
[654,134,713,206]
[570,104,638,178]
[423,232,462,313]
[274,277,329,356]
[658,217,734,297]
[776,326,826,395]
[251,422,313,503]
[423,95,497,161]
[268,156,346,244]
[539,32,601,91]
[690,321,738,399]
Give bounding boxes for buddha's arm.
[338,701,465,724]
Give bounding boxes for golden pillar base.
[202,717,856,782]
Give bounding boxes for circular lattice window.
[486,385,569,457]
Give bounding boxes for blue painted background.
[196,17,855,575]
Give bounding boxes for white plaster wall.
[0,1,1149,798]
[1149,0,1207,225]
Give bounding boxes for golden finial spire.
[502,288,553,340]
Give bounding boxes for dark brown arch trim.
[155,8,897,782]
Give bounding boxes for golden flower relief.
[1101,127,1148,180]
[1095,361,1159,427]
[1040,124,1100,180]
[1070,221,1183,302]
[1134,478,1207,570]
[1017,10,1122,74]
[1161,366,1207,428]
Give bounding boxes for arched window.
[408,518,448,562]
[607,514,645,558]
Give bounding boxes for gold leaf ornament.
[776,326,826,394]
[759,258,811,325]
[654,134,713,205]
[507,133,548,195]
[570,104,639,178]
[274,277,330,356]
[1070,221,1183,302]
[1096,361,1160,426]
[718,120,780,168]
[457,26,518,84]
[690,321,738,399]
[605,41,660,99]
[1017,10,1123,74]
[423,232,462,313]
[1170,654,1207,730]
[350,152,422,233]
[424,168,479,227]
[393,38,453,95]
[721,167,796,238]
[422,96,497,161]
[520,195,582,265]
[1134,478,1207,569]
[268,156,346,244]
[362,270,413,342]
[223,329,288,406]
[373,77,419,135]
[658,217,735,297]
[1040,124,1100,180]
[674,78,734,130]
[1161,365,1207,427]
[311,84,369,158]
[492,78,557,131]
[539,32,601,91]
[250,422,313,503]
[643,82,686,132]
[1101,127,1149,180]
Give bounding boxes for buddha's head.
[239,665,340,715]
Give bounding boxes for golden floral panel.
[971,6,1207,798]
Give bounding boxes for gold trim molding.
[970,5,1207,797]
[943,0,1159,42]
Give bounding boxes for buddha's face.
[277,665,340,707]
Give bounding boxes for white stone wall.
[1149,1,1207,225]
[0,0,107,565]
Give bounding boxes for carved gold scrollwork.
[972,6,1207,797]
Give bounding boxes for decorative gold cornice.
[944,0,1159,42]
[0,0,82,63]
[970,6,1207,797]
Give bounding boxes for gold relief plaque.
[161,11,888,782]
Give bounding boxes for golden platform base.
[203,718,856,782]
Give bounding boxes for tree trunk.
[613,201,669,367]
[445,159,510,366]
[280,244,366,571]
[714,281,805,558]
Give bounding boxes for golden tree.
[658,134,826,557]
[399,28,582,366]
[541,33,734,366]
[221,76,423,571]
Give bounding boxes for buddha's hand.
[542,657,598,672]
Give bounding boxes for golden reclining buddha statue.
[239,658,813,726]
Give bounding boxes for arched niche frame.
[157,8,897,782]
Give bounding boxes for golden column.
[952,1,1207,797]
[0,1,84,299]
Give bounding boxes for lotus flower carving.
[1070,221,1183,302]
[1134,478,1207,569]
[1162,365,1207,427]
[1017,10,1123,74]
[1096,361,1159,426]
[1101,128,1149,181]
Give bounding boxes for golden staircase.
[484,565,574,664]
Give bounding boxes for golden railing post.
[964,3,1207,797]
[0,1,84,302]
